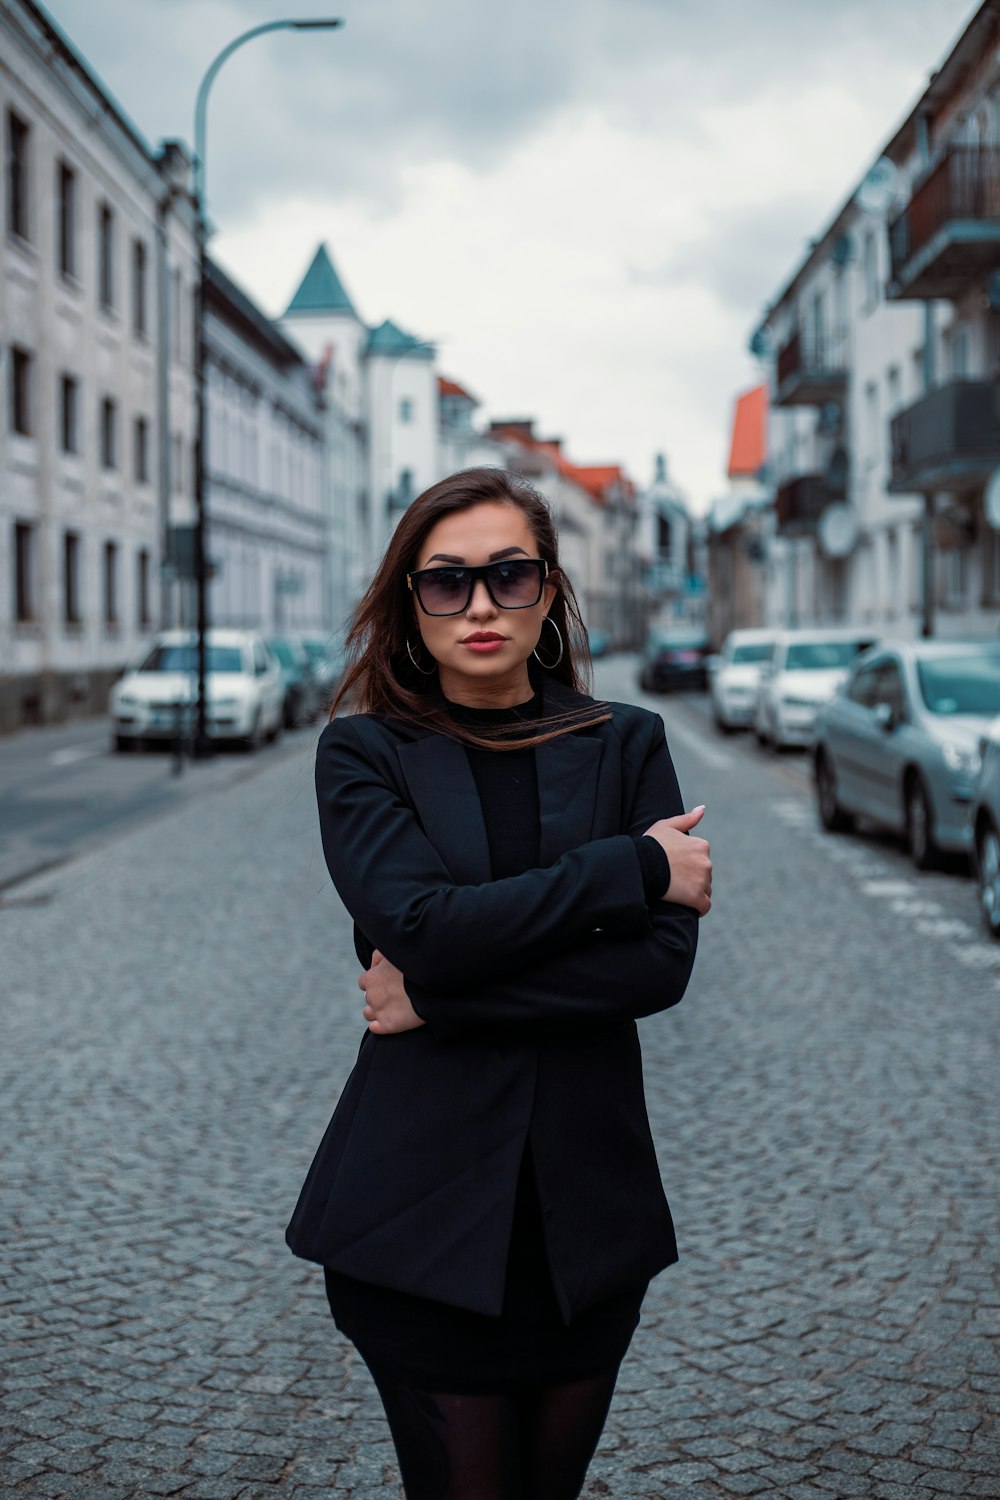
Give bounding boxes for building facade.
[0,0,198,731]
[755,0,1000,643]
[201,261,325,637]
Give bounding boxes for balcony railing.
[774,330,848,408]
[774,473,840,534]
[888,144,1000,299]
[888,378,1000,493]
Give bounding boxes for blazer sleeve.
[316,715,655,992]
[404,713,700,1038]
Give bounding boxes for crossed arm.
[317,712,711,1040]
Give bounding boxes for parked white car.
[754,628,878,751]
[972,714,1000,937]
[709,629,775,732]
[109,629,285,751]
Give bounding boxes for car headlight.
[942,742,981,778]
[211,698,241,712]
[115,693,138,709]
[781,695,818,709]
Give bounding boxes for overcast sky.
[48,0,976,511]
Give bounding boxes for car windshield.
[138,644,245,674]
[785,641,868,671]
[916,652,1000,716]
[730,643,773,664]
[267,641,299,668]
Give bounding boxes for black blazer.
[286,676,699,1320]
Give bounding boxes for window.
[864,381,879,467]
[10,346,31,435]
[172,432,184,494]
[60,374,79,453]
[14,521,35,621]
[132,238,147,336]
[172,268,182,362]
[64,531,81,624]
[98,202,115,310]
[875,660,907,721]
[863,229,879,312]
[398,396,413,423]
[100,397,118,469]
[6,108,30,240]
[57,160,76,277]
[103,540,118,625]
[848,660,882,708]
[134,416,149,483]
[136,548,150,627]
[951,323,970,379]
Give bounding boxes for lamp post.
[190,17,343,756]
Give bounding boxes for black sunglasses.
[407,558,549,616]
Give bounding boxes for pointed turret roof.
[285,243,357,318]
[364,318,434,359]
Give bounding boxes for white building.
[0,0,198,732]
[638,453,696,622]
[202,260,325,637]
[757,0,1000,641]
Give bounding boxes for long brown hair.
[329,467,611,748]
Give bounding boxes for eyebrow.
[423,547,529,565]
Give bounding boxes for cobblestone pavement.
[2,657,998,1499]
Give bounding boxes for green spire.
[285,243,357,318]
[363,318,434,359]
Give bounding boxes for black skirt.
[323,1145,646,1394]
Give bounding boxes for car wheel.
[268,713,283,745]
[113,734,135,753]
[905,773,937,870]
[977,822,1000,940]
[816,750,853,832]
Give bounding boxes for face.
[411,502,557,707]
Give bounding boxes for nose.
[466,578,497,617]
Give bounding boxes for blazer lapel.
[396,734,492,886]
[536,677,604,864]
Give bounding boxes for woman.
[287,467,711,1500]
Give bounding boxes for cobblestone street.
[2,658,998,1499]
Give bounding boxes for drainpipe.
[917,109,936,638]
[155,185,182,628]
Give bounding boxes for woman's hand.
[644,806,712,915]
[359,950,426,1034]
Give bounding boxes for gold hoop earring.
[532,616,564,669]
[406,638,437,676]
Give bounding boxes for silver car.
[972,716,1000,938]
[813,640,1000,869]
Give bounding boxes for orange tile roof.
[727,384,768,479]
[439,375,477,402]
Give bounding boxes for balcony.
[773,330,848,408]
[888,144,1000,299]
[888,378,1000,493]
[774,473,840,534]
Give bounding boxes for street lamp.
[190,17,344,756]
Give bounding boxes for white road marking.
[954,944,1000,969]
[914,918,977,941]
[860,880,918,898]
[48,746,103,767]
[660,712,734,772]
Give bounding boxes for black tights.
[360,1352,621,1500]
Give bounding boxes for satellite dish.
[856,157,900,216]
[985,467,1000,531]
[818,502,859,558]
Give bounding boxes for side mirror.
[873,701,896,733]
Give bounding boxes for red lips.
[461,632,506,643]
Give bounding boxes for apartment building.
[756,0,1000,642]
[0,0,198,731]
